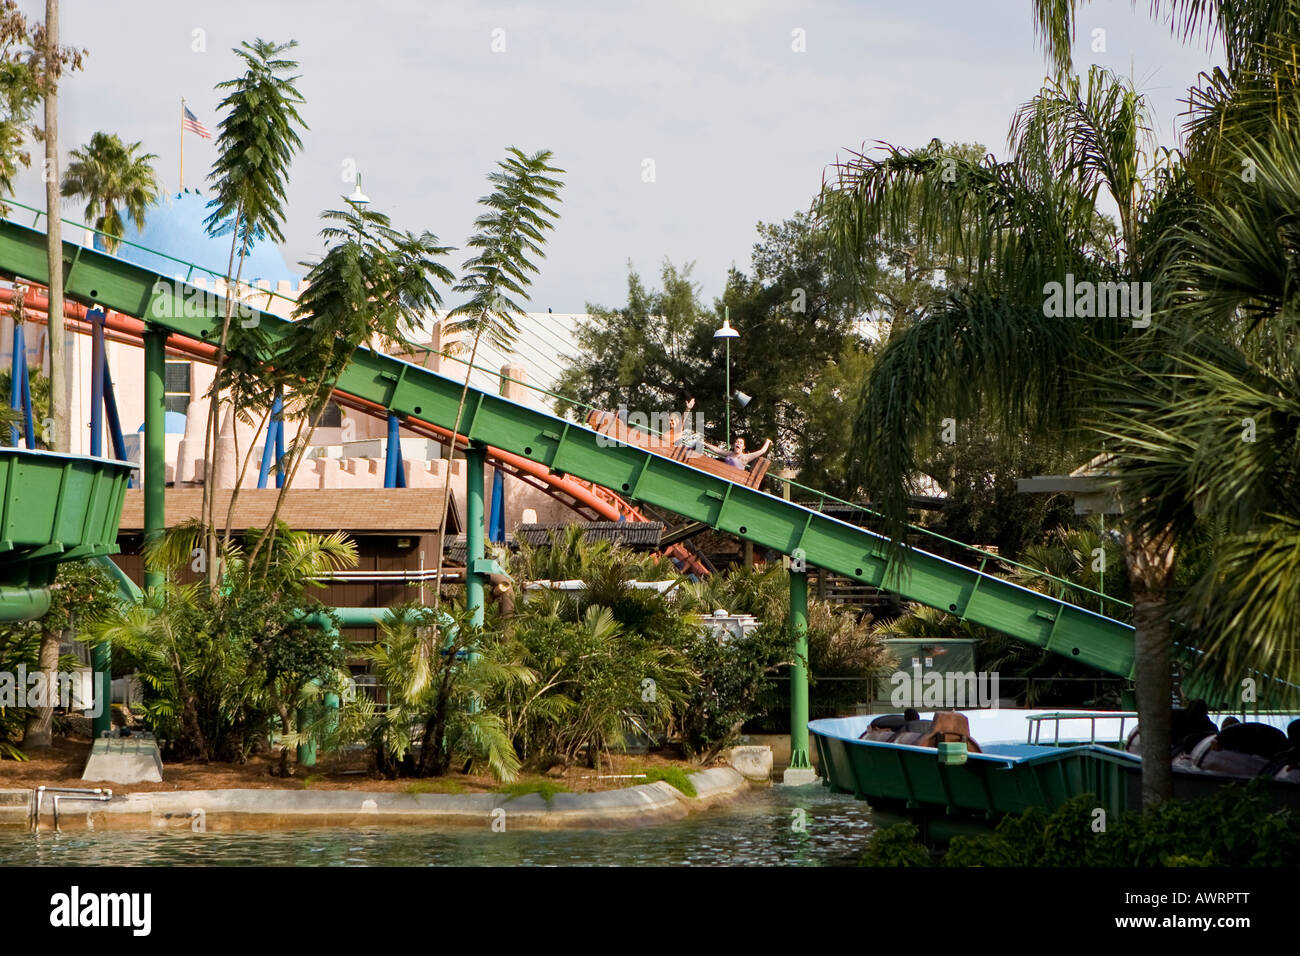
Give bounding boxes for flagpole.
[179,97,185,192]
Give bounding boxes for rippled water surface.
[0,785,877,866]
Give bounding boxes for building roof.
[514,521,665,549]
[442,521,665,563]
[109,189,298,284]
[118,488,458,535]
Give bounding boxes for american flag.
[182,104,212,140]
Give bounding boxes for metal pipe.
[143,328,166,594]
[0,586,51,621]
[384,412,400,488]
[257,392,283,489]
[466,444,486,632]
[9,322,22,446]
[788,570,811,771]
[33,786,110,831]
[101,349,129,463]
[52,792,112,832]
[274,389,285,488]
[18,337,33,449]
[89,309,104,457]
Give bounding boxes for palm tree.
[1092,124,1300,709]
[429,147,564,618]
[199,38,306,591]
[61,131,160,253]
[821,67,1196,806]
[88,519,357,761]
[365,602,531,781]
[1025,4,1300,705]
[244,200,453,573]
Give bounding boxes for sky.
[10,0,1224,314]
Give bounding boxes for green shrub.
[497,780,569,802]
[859,822,934,867]
[639,766,697,797]
[860,786,1300,867]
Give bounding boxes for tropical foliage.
[820,66,1193,805]
[199,38,307,588]
[430,147,565,617]
[61,131,160,251]
[86,522,355,762]
[861,787,1300,867]
[0,560,118,758]
[363,603,528,781]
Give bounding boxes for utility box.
[701,608,762,644]
[870,638,982,712]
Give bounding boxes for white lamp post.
[347,173,370,206]
[714,308,739,446]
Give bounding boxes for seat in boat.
[859,714,907,740]
[915,711,983,754]
[1215,722,1288,758]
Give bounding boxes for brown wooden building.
[113,487,461,654]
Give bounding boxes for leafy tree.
[245,200,452,571]
[430,147,564,619]
[87,521,356,762]
[1095,124,1300,706]
[821,68,1196,806]
[199,38,306,590]
[364,602,530,781]
[0,560,117,755]
[0,2,48,207]
[61,131,160,252]
[554,260,707,423]
[556,213,865,476]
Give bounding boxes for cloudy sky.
[11,0,1223,313]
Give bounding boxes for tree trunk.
[1124,526,1177,810]
[21,627,62,748]
[43,0,68,453]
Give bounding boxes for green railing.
[0,214,1144,681]
[3,198,1126,618]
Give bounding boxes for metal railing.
[1025,710,1137,747]
[0,201,1122,617]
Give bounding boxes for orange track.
[0,286,706,574]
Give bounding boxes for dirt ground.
[0,736,717,797]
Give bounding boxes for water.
[0,785,876,866]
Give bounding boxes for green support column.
[143,327,166,594]
[465,443,486,630]
[785,564,815,782]
[90,630,112,740]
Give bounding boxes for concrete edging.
[3,767,750,832]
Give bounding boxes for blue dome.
[135,411,188,435]
[108,189,298,284]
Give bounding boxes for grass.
[636,766,697,797]
[402,779,468,795]
[299,773,325,790]
[496,779,570,802]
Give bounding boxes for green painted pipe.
[143,328,166,595]
[465,444,486,632]
[0,586,51,621]
[94,554,142,603]
[91,556,143,739]
[788,570,811,771]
